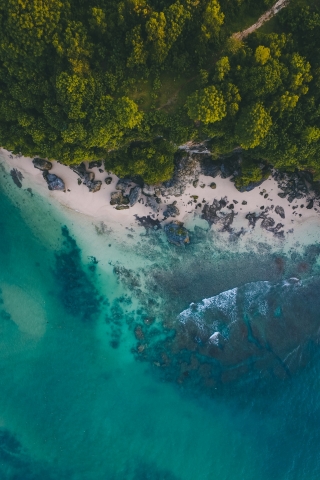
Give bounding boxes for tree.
[186,86,227,124]
[255,46,271,65]
[235,103,272,149]
[201,0,224,41]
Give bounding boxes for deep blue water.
[1,167,320,479]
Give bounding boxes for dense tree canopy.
[0,1,319,183]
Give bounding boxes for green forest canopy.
[0,0,320,183]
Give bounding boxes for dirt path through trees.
[232,0,290,40]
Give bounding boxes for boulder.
[275,205,285,219]
[115,205,130,210]
[210,182,217,189]
[246,212,261,228]
[70,162,101,192]
[129,186,141,207]
[261,216,276,230]
[87,180,102,193]
[163,201,180,218]
[145,195,160,213]
[43,172,65,191]
[306,199,314,209]
[164,221,190,246]
[105,177,112,185]
[110,191,129,206]
[116,178,132,192]
[32,158,52,171]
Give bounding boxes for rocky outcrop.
[32,158,52,171]
[163,201,180,218]
[164,221,190,246]
[201,197,235,231]
[174,276,320,385]
[274,170,311,203]
[275,205,285,218]
[43,172,65,191]
[129,186,141,207]
[115,205,130,210]
[145,195,160,212]
[110,191,129,206]
[70,163,102,192]
[116,178,132,192]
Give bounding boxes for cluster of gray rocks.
[16,145,320,246]
[32,157,66,191]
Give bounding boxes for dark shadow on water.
[0,429,70,480]
[53,226,102,322]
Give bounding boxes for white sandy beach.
[1,147,320,252]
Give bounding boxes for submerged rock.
[10,169,23,188]
[164,221,190,246]
[32,158,52,171]
[134,215,161,230]
[43,172,65,191]
[175,276,320,385]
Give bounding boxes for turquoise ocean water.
[1,164,320,480]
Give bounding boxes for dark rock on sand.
[70,162,101,192]
[306,199,314,209]
[110,191,129,206]
[116,178,132,192]
[275,206,285,219]
[43,172,65,191]
[261,216,276,230]
[145,195,160,213]
[88,180,102,193]
[134,215,161,230]
[105,177,112,185]
[32,158,52,171]
[246,212,261,228]
[115,205,130,210]
[210,182,216,189]
[10,169,23,188]
[201,197,230,227]
[274,170,310,202]
[164,221,190,246]
[163,201,180,218]
[129,186,141,207]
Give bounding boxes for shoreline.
[2,147,320,251]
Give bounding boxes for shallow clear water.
[1,167,320,480]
